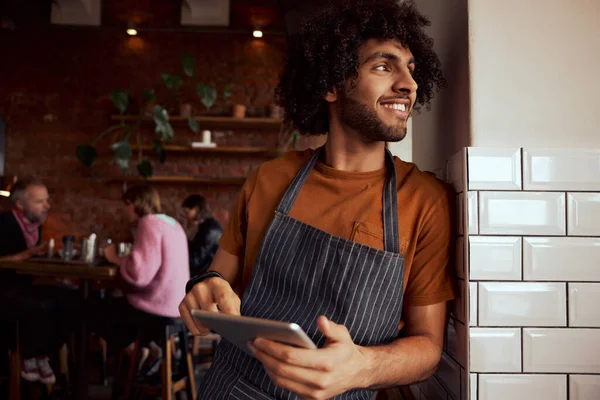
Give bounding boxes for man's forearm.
[359,334,443,389]
[0,254,16,262]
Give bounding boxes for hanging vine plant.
[76,89,174,178]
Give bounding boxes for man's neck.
[323,120,386,172]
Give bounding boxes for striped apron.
[199,147,405,400]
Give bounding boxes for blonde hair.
[122,184,161,217]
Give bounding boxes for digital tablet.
[191,310,317,356]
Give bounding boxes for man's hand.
[9,242,48,262]
[179,276,241,336]
[249,316,369,400]
[103,243,120,265]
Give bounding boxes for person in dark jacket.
[0,178,63,385]
[181,195,223,277]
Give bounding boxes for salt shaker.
[47,238,55,258]
[86,233,97,264]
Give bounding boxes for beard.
[338,91,407,142]
[24,209,46,224]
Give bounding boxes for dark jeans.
[86,297,174,351]
[0,281,78,358]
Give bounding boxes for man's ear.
[14,199,25,211]
[324,87,338,103]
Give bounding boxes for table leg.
[74,280,90,399]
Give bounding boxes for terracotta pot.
[232,104,247,118]
[269,104,282,119]
[180,103,193,118]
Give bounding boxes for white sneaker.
[21,358,40,382]
[36,356,56,385]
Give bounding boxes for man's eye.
[374,65,389,72]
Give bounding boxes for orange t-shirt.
[219,149,456,308]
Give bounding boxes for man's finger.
[183,294,210,334]
[251,343,327,389]
[211,281,240,315]
[252,338,331,371]
[179,302,201,335]
[317,316,352,344]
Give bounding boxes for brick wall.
[0,27,297,244]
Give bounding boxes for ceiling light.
[0,190,10,197]
[127,22,138,36]
[253,27,263,38]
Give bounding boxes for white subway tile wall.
[478,282,566,327]
[523,148,600,191]
[464,148,600,400]
[523,329,600,373]
[523,237,600,281]
[567,193,600,236]
[569,375,600,400]
[414,149,470,400]
[468,191,479,234]
[478,191,566,235]
[469,236,521,281]
[478,374,567,400]
[568,283,600,327]
[468,147,522,191]
[469,328,521,373]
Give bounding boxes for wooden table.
[0,258,118,400]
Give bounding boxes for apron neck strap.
[276,146,400,254]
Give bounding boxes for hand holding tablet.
[192,310,317,356]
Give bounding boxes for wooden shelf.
[111,115,282,130]
[131,144,278,156]
[106,176,246,186]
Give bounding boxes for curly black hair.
[275,0,446,135]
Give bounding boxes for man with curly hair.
[180,1,455,398]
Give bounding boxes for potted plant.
[160,53,201,133]
[76,89,174,178]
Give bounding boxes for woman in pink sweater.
[92,184,189,359]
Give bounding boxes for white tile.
[468,191,479,234]
[448,149,467,193]
[523,328,600,373]
[470,283,478,327]
[479,374,567,400]
[469,328,521,373]
[523,237,600,281]
[478,282,566,327]
[570,375,600,400]
[469,236,522,281]
[458,192,465,236]
[470,373,477,400]
[468,147,522,191]
[456,236,465,279]
[569,283,600,327]
[435,353,461,399]
[419,375,448,400]
[523,148,600,191]
[479,192,566,235]
[447,319,467,367]
[568,193,600,236]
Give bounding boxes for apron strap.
[276,146,400,254]
[383,148,400,254]
[276,147,323,216]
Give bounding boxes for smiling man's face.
[335,38,418,142]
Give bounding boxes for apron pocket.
[230,376,276,400]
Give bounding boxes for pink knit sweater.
[120,214,190,318]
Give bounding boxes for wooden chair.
[113,319,196,400]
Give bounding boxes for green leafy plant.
[76,89,174,178]
[161,52,201,133]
